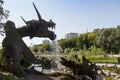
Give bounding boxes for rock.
[60,56,105,80]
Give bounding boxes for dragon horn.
[21,16,28,25]
[33,2,42,21]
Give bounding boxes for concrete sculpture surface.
[2,3,56,77]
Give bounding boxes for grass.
[87,56,118,63]
[101,66,120,74]
[66,49,118,63]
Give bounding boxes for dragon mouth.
[33,25,56,40]
[48,25,55,30]
[48,26,56,40]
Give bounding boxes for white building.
[65,33,78,38]
[42,39,50,44]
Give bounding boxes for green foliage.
[96,27,120,54]
[32,46,38,53]
[76,32,95,50]
[0,0,9,36]
[39,43,51,52]
[89,46,104,55]
[64,48,117,63]
[87,32,96,46]
[0,0,4,17]
[59,32,96,52]
[59,38,77,51]
[64,48,72,54]
[59,26,120,54]
[101,66,120,74]
[105,76,113,80]
[0,0,9,21]
[88,56,118,63]
[116,68,120,74]
[32,43,51,53]
[64,50,81,65]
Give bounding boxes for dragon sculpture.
[2,3,56,77]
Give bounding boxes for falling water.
[34,39,64,73]
[50,40,63,71]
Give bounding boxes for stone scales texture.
[2,3,56,77]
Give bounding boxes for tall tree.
[96,27,120,54]
[0,0,9,36]
[0,0,9,21]
[59,37,77,51]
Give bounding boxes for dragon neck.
[17,26,33,38]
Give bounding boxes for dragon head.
[21,3,56,40]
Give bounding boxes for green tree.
[96,27,120,54]
[59,37,77,51]
[0,0,9,21]
[33,46,38,53]
[87,32,96,47]
[112,26,120,53]
[76,32,95,50]
[39,43,51,52]
[0,0,9,36]
[96,28,112,53]
[76,34,84,49]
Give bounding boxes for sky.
[0,0,120,46]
